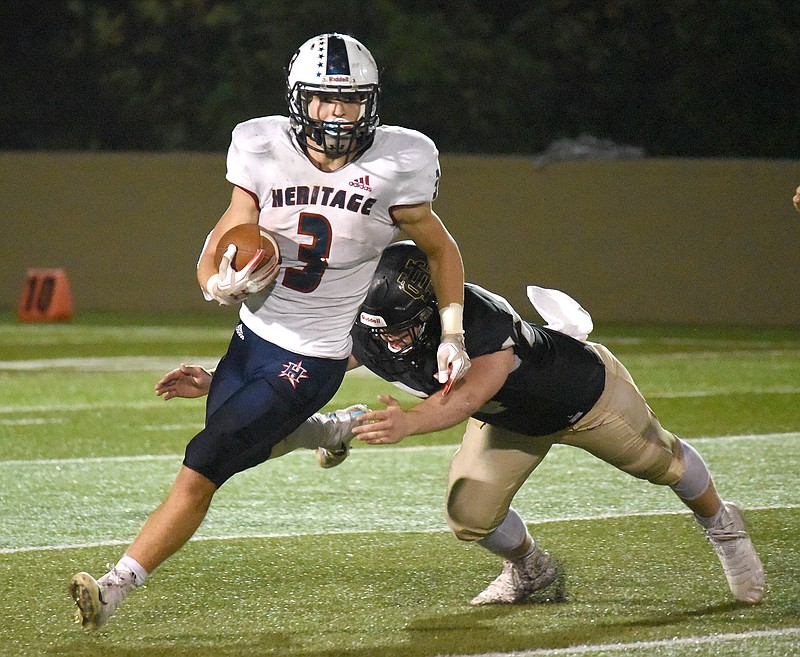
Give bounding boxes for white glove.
[205,244,279,305]
[436,333,471,394]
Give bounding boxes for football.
[213,224,280,272]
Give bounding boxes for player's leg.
[185,325,348,485]
[267,405,368,467]
[69,464,217,630]
[671,441,764,603]
[564,343,764,603]
[70,326,348,630]
[445,419,559,605]
[127,466,216,571]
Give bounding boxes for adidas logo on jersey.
[349,175,372,192]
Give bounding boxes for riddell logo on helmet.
[360,312,387,327]
[327,76,352,82]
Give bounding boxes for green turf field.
[0,315,798,657]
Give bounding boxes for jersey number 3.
[282,212,332,293]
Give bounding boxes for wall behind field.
[1,152,798,325]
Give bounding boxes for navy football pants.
[183,323,348,487]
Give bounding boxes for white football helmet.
[286,33,380,158]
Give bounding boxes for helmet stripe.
[326,34,351,76]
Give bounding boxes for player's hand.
[155,364,212,400]
[352,396,410,444]
[205,244,278,305]
[243,256,280,293]
[793,185,800,212]
[436,333,471,394]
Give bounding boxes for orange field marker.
[17,268,74,322]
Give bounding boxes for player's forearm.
[427,237,464,311]
[404,388,485,436]
[404,350,511,436]
[199,185,261,291]
[197,251,217,290]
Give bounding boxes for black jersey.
[350,283,606,436]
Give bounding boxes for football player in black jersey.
[157,242,765,607]
[348,242,764,605]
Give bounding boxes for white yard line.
[0,432,795,555]
[0,400,191,414]
[1,431,797,467]
[440,627,800,657]
[1,382,798,415]
[0,417,64,426]
[0,356,221,371]
[0,432,800,468]
[1,502,795,555]
[1,350,799,372]
[615,348,800,360]
[647,386,800,398]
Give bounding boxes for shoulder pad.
[231,116,290,153]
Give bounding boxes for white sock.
[695,504,729,530]
[671,440,712,501]
[477,508,534,560]
[117,555,149,585]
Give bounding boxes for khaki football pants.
[445,343,686,541]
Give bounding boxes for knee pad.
[446,477,509,542]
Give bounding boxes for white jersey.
[225,116,440,358]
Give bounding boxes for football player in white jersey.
[70,33,470,631]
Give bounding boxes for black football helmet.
[357,241,439,356]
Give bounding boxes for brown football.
[213,224,280,272]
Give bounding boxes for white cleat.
[705,502,765,603]
[315,404,368,469]
[69,567,138,631]
[470,544,558,605]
